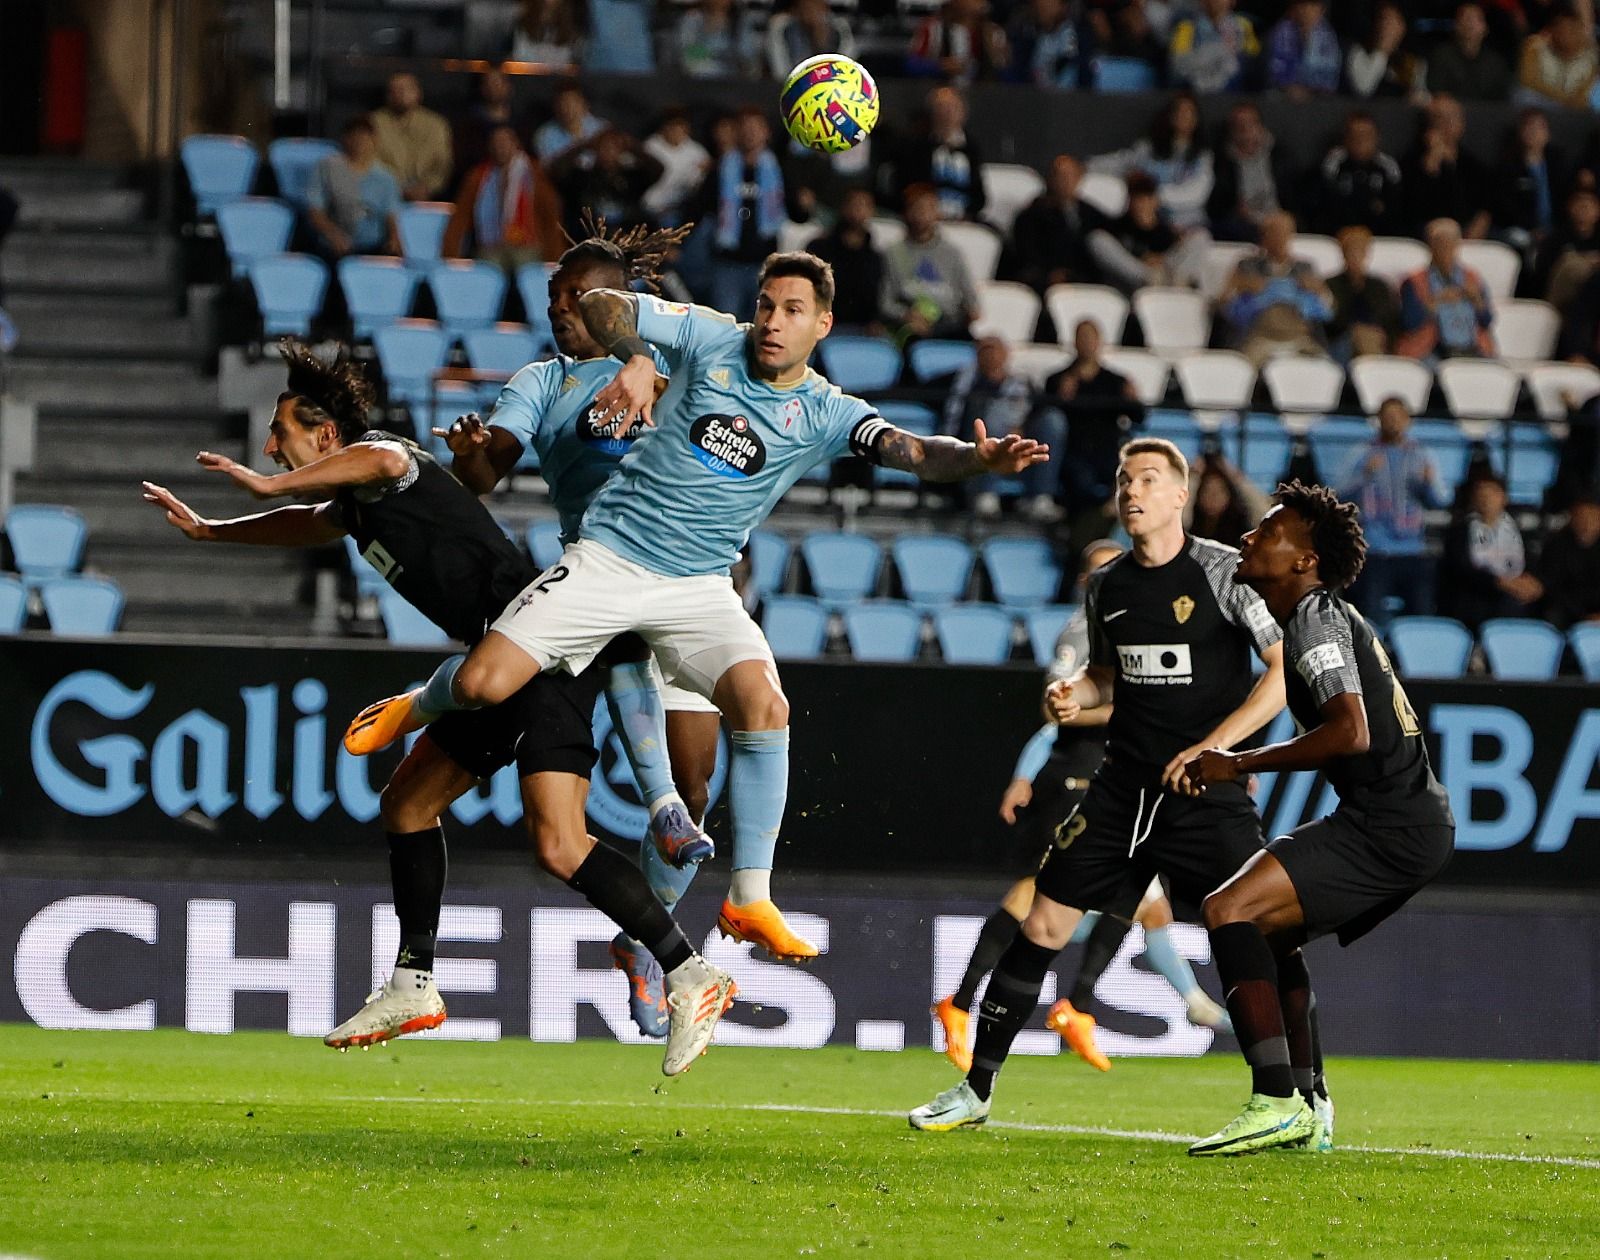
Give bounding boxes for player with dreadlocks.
[1179,481,1455,1155]
[141,326,736,1076]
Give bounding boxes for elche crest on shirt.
[1172,594,1195,625]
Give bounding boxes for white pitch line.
[309,1094,1600,1171]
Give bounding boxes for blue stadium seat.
[869,401,941,490]
[181,134,258,216]
[935,604,1015,664]
[343,535,389,599]
[1570,623,1600,682]
[413,380,481,461]
[1479,618,1564,680]
[1094,55,1159,91]
[250,253,329,337]
[892,534,974,610]
[396,202,453,271]
[429,261,508,336]
[1493,428,1560,506]
[982,538,1063,608]
[1311,415,1376,482]
[1410,420,1472,500]
[465,324,539,380]
[217,197,293,279]
[801,531,883,605]
[1025,604,1075,667]
[747,529,791,599]
[267,137,339,208]
[527,520,565,571]
[373,319,451,406]
[819,335,901,393]
[1142,409,1205,467]
[1387,616,1473,678]
[907,339,977,383]
[762,595,830,659]
[338,256,421,340]
[1239,415,1292,491]
[843,601,923,662]
[378,588,452,646]
[40,576,123,636]
[0,574,27,633]
[515,263,557,347]
[5,504,88,584]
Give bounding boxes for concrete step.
[32,410,243,476]
[0,159,131,197]
[15,188,148,228]
[16,468,265,542]
[4,357,217,410]
[6,292,196,359]
[122,601,320,637]
[4,228,176,291]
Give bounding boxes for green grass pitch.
[0,1025,1595,1258]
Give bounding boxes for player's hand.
[590,356,659,437]
[1177,748,1242,796]
[973,418,1050,474]
[196,451,273,499]
[999,777,1033,825]
[435,412,492,458]
[1044,678,1080,724]
[140,481,214,541]
[1162,742,1211,792]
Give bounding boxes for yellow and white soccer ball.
[780,54,880,154]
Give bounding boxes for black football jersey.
[1086,536,1280,772]
[334,431,536,644]
[1284,588,1453,829]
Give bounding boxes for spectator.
[1343,396,1444,621]
[941,335,1066,520]
[809,187,886,331]
[674,0,760,79]
[533,82,607,165]
[1206,101,1293,242]
[1346,3,1427,100]
[1089,91,1213,230]
[1008,0,1085,88]
[894,85,988,222]
[1313,109,1403,235]
[1327,224,1401,360]
[550,128,664,239]
[767,0,856,80]
[1094,0,1166,75]
[1188,454,1270,548]
[696,107,790,319]
[1427,2,1512,101]
[510,0,585,68]
[1169,0,1260,95]
[453,67,520,184]
[1397,217,1496,359]
[371,72,454,202]
[1537,489,1600,627]
[1219,210,1334,367]
[443,122,565,272]
[1441,472,1541,627]
[1042,318,1144,522]
[305,116,402,260]
[906,0,1009,84]
[1007,153,1103,294]
[1494,106,1569,255]
[584,0,655,73]
[1087,171,1209,294]
[1404,94,1492,239]
[1529,183,1600,308]
[642,109,712,228]
[881,183,980,342]
[1267,0,1344,97]
[1516,4,1598,110]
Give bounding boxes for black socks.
[1070,913,1134,1009]
[1209,921,1295,1099]
[566,839,694,974]
[967,935,1059,1102]
[388,827,447,972]
[1277,948,1327,1105]
[953,908,1022,1011]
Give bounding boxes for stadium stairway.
[2,159,312,635]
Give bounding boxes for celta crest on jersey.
[690,413,768,478]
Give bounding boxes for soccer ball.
[781,55,880,154]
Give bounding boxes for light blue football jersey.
[580,296,886,577]
[489,352,665,543]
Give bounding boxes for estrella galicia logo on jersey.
[690,413,767,478]
[576,405,637,455]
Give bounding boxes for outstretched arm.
[1180,691,1368,794]
[195,443,410,501]
[141,481,347,546]
[871,418,1050,483]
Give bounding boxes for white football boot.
[661,961,737,1076]
[325,968,446,1050]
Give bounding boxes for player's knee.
[527,820,584,880]
[453,656,507,708]
[379,782,435,833]
[741,689,789,730]
[1201,889,1242,931]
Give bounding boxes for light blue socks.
[605,660,681,813]
[417,653,467,718]
[1142,923,1201,1000]
[728,728,789,905]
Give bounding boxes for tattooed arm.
[579,289,661,433]
[869,418,1051,483]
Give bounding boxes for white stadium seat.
[974,280,1041,343]
[1175,350,1256,411]
[941,220,1003,284]
[1437,359,1520,422]
[1366,237,1429,289]
[1460,238,1521,301]
[1133,286,1211,357]
[778,220,824,253]
[1045,282,1130,346]
[982,163,1044,234]
[1349,354,1433,415]
[1077,170,1127,218]
[1100,348,1171,405]
[1494,299,1560,364]
[1262,356,1345,417]
[1008,342,1071,389]
[1525,361,1600,420]
[1200,240,1256,300]
[868,216,906,251]
[1290,233,1344,279]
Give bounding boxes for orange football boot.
[344,688,428,755]
[932,995,972,1072]
[1046,998,1111,1071]
[716,898,819,961]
